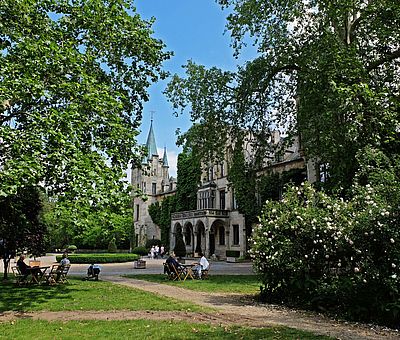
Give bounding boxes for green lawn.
[124,274,262,294]
[0,319,332,339]
[0,278,208,312]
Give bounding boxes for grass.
[0,319,332,339]
[124,274,261,294]
[0,278,208,313]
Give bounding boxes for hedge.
[56,253,140,264]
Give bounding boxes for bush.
[226,250,241,258]
[66,245,77,252]
[174,236,186,258]
[132,246,148,256]
[252,149,400,327]
[56,253,139,264]
[108,238,117,253]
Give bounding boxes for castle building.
[170,131,311,259]
[131,120,176,247]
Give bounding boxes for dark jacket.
[17,259,30,275]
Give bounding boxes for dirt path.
[1,276,398,340]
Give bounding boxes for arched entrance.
[210,219,227,258]
[195,221,206,255]
[183,222,194,255]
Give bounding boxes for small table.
[29,266,50,284]
[182,264,196,281]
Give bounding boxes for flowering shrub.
[252,148,400,327]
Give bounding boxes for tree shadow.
[0,277,84,312]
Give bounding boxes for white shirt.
[199,256,209,270]
[60,258,70,266]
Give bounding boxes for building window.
[233,225,239,245]
[220,163,224,177]
[135,204,139,221]
[152,183,156,195]
[219,190,225,210]
[219,227,225,245]
[142,182,146,193]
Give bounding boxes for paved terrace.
[1,255,255,277]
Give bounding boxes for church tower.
[131,120,176,247]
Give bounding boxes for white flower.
[390,238,395,244]
[304,255,308,259]
[391,274,397,279]
[392,263,396,268]
[354,267,360,273]
[272,209,277,213]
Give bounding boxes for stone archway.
[170,222,182,251]
[183,222,194,255]
[195,221,206,256]
[210,219,227,259]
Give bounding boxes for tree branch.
[366,49,400,71]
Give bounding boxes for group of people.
[16,253,71,282]
[166,251,209,279]
[149,244,165,259]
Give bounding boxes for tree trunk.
[3,257,10,280]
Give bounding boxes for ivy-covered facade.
[170,132,314,259]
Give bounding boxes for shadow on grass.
[0,275,87,312]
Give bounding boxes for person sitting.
[193,252,209,279]
[86,264,101,280]
[165,252,184,270]
[59,253,70,266]
[56,253,70,281]
[17,254,31,279]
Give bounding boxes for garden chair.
[44,264,59,285]
[201,263,210,280]
[57,264,71,284]
[12,266,29,286]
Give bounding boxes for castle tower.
[131,120,176,247]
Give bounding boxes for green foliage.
[55,253,139,264]
[132,246,148,256]
[66,245,77,252]
[0,0,169,206]
[0,185,47,279]
[226,250,241,258]
[108,238,117,253]
[42,192,133,250]
[167,0,400,192]
[252,148,400,326]
[175,148,201,212]
[148,196,177,247]
[174,232,186,258]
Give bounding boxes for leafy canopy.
[0,0,170,200]
[167,0,400,191]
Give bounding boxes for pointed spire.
[146,119,158,158]
[162,146,169,167]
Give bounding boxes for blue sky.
[133,0,255,176]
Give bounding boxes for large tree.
[0,186,47,279]
[167,0,400,191]
[0,0,170,200]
